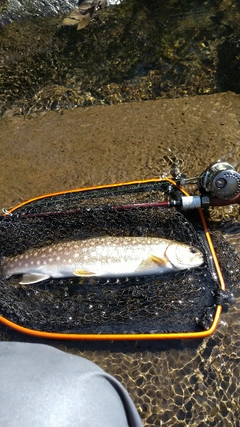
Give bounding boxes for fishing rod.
[114,161,240,210]
[2,161,239,219]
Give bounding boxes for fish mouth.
[190,253,204,266]
[187,246,204,266]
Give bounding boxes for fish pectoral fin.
[135,255,168,272]
[74,269,96,277]
[150,255,168,266]
[20,273,50,285]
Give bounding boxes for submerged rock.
[0,0,121,28]
[0,0,240,118]
[0,0,77,28]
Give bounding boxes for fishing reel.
[171,161,240,210]
[198,162,240,201]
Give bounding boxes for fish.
[1,236,204,285]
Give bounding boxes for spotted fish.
[2,236,204,285]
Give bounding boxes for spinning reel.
[172,161,240,210]
[198,162,240,200]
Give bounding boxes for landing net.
[0,180,229,337]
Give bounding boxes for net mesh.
[0,181,225,335]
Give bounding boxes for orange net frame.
[0,178,226,340]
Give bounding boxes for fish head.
[166,242,204,270]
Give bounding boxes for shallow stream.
[0,1,240,426]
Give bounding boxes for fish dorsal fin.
[20,273,50,285]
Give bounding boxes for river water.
[0,1,240,426]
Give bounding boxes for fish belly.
[77,244,172,277]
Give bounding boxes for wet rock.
[217,32,240,93]
[1,0,240,118]
[0,1,79,28]
[0,0,120,28]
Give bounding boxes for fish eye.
[189,247,198,254]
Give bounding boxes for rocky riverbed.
[0,1,240,426]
